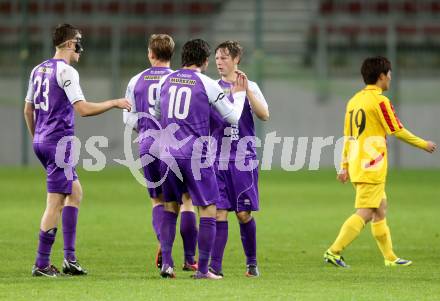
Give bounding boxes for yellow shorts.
[353,182,387,209]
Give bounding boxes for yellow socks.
[330,214,365,254]
[371,219,398,261]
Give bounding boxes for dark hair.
[53,23,80,47]
[215,40,243,64]
[361,56,391,84]
[181,39,211,67]
[149,34,175,62]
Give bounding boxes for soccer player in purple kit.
[24,24,131,277]
[209,41,269,277]
[155,39,248,279]
[123,34,198,272]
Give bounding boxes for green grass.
[0,167,439,300]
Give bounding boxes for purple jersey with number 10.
[158,69,225,159]
[156,69,230,206]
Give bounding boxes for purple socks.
[180,211,198,264]
[62,206,78,262]
[239,218,257,265]
[35,228,57,268]
[159,211,178,267]
[197,217,216,274]
[152,204,164,241]
[210,221,228,273]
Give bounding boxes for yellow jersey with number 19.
[340,85,428,184]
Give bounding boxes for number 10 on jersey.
[167,86,191,120]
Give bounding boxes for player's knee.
[67,181,83,205]
[151,197,163,207]
[236,211,252,223]
[356,209,373,223]
[164,201,179,214]
[373,208,386,221]
[199,204,216,218]
[180,201,194,212]
[216,210,228,221]
[46,201,64,216]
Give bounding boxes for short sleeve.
[125,76,138,113]
[248,81,268,109]
[57,63,85,104]
[123,75,140,129]
[24,66,38,103]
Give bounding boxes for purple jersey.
[210,79,267,162]
[25,59,85,143]
[156,69,242,159]
[125,67,173,154]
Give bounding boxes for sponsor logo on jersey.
[144,75,162,81]
[149,70,168,75]
[224,125,240,141]
[169,78,196,85]
[222,87,231,96]
[176,73,192,78]
[37,67,53,74]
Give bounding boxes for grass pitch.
[0,167,439,301]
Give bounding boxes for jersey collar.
[364,85,382,93]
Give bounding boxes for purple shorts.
[139,150,163,199]
[161,158,219,207]
[33,142,78,194]
[215,161,259,212]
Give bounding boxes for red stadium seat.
[396,25,417,35]
[431,1,440,13]
[0,1,12,15]
[373,1,390,14]
[402,1,417,14]
[80,2,93,14]
[161,2,175,14]
[424,25,440,35]
[347,1,361,14]
[52,1,65,14]
[320,0,334,15]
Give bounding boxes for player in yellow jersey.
[324,56,437,268]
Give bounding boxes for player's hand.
[337,168,350,183]
[235,70,250,92]
[232,73,248,93]
[114,98,132,111]
[425,141,437,153]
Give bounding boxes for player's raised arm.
[207,74,247,125]
[236,70,269,121]
[376,97,437,153]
